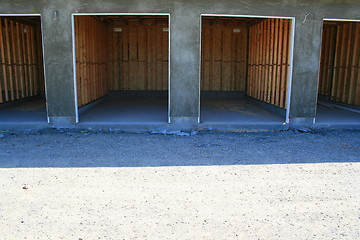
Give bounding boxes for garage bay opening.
[200,16,293,125]
[316,20,360,125]
[0,16,46,123]
[74,15,169,123]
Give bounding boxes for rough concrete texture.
[0,129,359,239]
[0,0,360,128]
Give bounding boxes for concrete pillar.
[42,9,77,127]
[289,15,323,127]
[169,9,200,127]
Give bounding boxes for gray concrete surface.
[0,129,359,239]
[316,104,360,126]
[77,96,284,124]
[0,98,47,123]
[201,98,284,123]
[1,0,359,129]
[79,97,168,123]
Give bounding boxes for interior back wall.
[201,18,248,92]
[107,17,169,92]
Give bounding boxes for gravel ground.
[0,129,359,239]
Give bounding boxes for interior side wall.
[318,24,337,97]
[75,16,109,107]
[201,18,247,92]
[0,17,44,104]
[319,21,360,106]
[247,19,291,109]
[108,18,169,91]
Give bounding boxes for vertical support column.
[169,10,200,127]
[42,9,77,126]
[289,15,323,127]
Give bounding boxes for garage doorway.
[316,19,360,125]
[72,14,170,124]
[0,15,47,123]
[200,15,294,125]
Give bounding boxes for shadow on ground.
[0,129,359,168]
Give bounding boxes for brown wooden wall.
[318,24,337,96]
[201,18,248,91]
[0,17,44,104]
[108,18,169,91]
[247,18,291,109]
[319,21,360,106]
[75,16,109,107]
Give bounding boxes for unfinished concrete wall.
[0,0,359,128]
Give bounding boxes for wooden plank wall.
[75,16,109,107]
[318,25,337,96]
[247,19,291,109]
[319,21,360,106]
[108,18,169,91]
[201,18,248,91]
[0,17,44,104]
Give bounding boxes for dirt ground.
[0,129,359,239]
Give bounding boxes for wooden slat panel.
[5,19,15,100]
[247,18,291,109]
[0,18,5,103]
[281,20,290,108]
[355,22,360,105]
[21,23,29,98]
[30,26,38,95]
[275,19,283,106]
[222,27,232,91]
[201,19,248,92]
[10,21,19,99]
[342,24,353,103]
[16,22,25,99]
[323,22,360,106]
[156,26,163,90]
[350,23,360,105]
[75,16,110,107]
[0,17,43,104]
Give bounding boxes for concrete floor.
[79,97,169,123]
[0,98,47,123]
[316,104,360,125]
[201,98,284,123]
[79,96,284,125]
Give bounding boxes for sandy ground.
[0,129,359,239]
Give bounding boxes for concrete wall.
[1,0,359,128]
